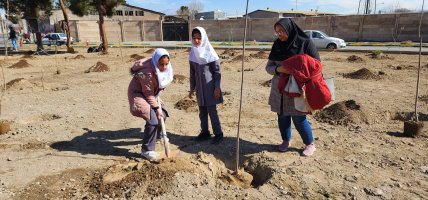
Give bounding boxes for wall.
[190,13,428,42]
[68,20,162,42]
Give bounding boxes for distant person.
[9,26,18,51]
[188,26,224,145]
[266,18,320,156]
[128,48,173,161]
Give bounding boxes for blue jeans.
[11,38,18,50]
[277,114,313,145]
[199,105,223,136]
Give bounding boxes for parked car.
[41,33,74,46]
[304,30,346,50]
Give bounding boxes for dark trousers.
[142,108,167,151]
[199,105,223,136]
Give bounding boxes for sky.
[126,0,424,16]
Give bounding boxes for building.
[246,9,337,18]
[50,3,165,22]
[195,10,226,20]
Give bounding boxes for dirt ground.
[0,47,427,199]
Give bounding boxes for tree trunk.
[97,0,108,54]
[36,32,43,51]
[59,0,73,53]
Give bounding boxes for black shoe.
[195,133,211,141]
[211,134,224,144]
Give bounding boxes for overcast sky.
[126,0,425,16]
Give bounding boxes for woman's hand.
[188,90,195,99]
[276,66,290,74]
[156,108,164,120]
[214,87,221,100]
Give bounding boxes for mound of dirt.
[231,55,250,62]
[175,98,198,112]
[21,54,35,59]
[343,68,380,80]
[314,100,369,126]
[129,54,145,62]
[5,78,33,90]
[145,48,155,54]
[173,74,188,84]
[221,49,237,56]
[16,153,254,199]
[391,112,428,122]
[368,52,393,60]
[347,55,364,63]
[85,62,110,73]
[0,120,11,134]
[250,51,269,59]
[420,95,428,104]
[8,60,31,69]
[260,80,272,87]
[72,55,86,59]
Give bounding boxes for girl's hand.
[188,90,195,99]
[156,108,164,120]
[276,66,290,74]
[214,87,221,100]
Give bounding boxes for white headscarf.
[152,48,173,89]
[189,26,219,65]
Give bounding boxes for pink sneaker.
[303,144,316,156]
[278,141,290,152]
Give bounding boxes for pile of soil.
[221,49,237,56]
[15,153,253,199]
[343,68,380,80]
[21,54,35,59]
[231,55,250,62]
[314,100,369,126]
[85,62,110,73]
[391,112,428,122]
[8,60,31,69]
[129,54,145,61]
[0,120,11,134]
[260,79,272,87]
[249,51,269,59]
[368,52,393,60]
[173,74,188,84]
[174,98,198,112]
[72,55,86,59]
[420,95,428,104]
[145,48,155,54]
[5,78,33,90]
[347,55,364,63]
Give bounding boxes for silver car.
[304,30,346,50]
[42,33,74,46]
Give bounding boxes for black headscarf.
[268,18,319,61]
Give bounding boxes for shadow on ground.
[50,128,297,169]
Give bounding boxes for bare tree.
[189,0,204,19]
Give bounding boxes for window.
[136,11,144,16]
[313,32,322,38]
[116,10,123,16]
[125,11,134,16]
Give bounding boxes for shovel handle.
[157,99,171,158]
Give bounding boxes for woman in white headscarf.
[128,48,173,161]
[188,26,224,145]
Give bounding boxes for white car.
[304,30,346,50]
[42,33,74,46]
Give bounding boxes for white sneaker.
[141,151,158,161]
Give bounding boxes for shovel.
[157,99,171,158]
